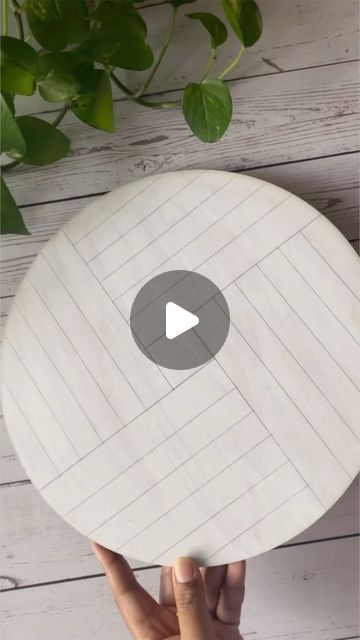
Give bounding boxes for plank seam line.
[116,191,291,308]
[104,178,260,290]
[152,462,297,562]
[95,174,235,273]
[40,248,149,410]
[38,360,229,491]
[279,245,360,344]
[15,150,359,211]
[85,172,201,257]
[126,445,288,556]
[236,272,360,440]
[0,377,60,477]
[86,407,254,537]
[75,174,164,245]
[214,299,346,497]
[62,229,173,394]
[0,479,31,489]
[123,210,319,331]
[1,534,358,593]
[258,259,360,394]
[24,277,128,430]
[4,338,81,461]
[12,302,103,445]
[0,564,160,593]
[64,388,235,518]
[10,57,360,121]
[204,485,309,562]
[299,230,360,300]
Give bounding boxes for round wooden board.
[1,170,359,566]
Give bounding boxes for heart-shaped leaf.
[187,12,228,48]
[10,116,70,165]
[71,70,114,132]
[25,0,90,51]
[79,2,153,70]
[38,52,93,102]
[92,0,147,37]
[1,178,29,235]
[0,93,26,158]
[222,0,262,47]
[182,78,232,142]
[78,27,154,70]
[0,36,38,95]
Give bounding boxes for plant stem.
[135,4,177,98]
[51,103,70,127]
[2,0,8,35]
[200,48,216,83]
[109,72,133,97]
[11,0,24,40]
[110,72,180,109]
[218,43,245,80]
[2,104,70,174]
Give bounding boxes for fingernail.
[174,557,195,583]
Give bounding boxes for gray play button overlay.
[130,270,230,370]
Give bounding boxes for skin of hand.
[92,542,245,640]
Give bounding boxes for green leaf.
[71,70,114,132]
[222,0,262,47]
[92,0,147,37]
[25,0,90,51]
[78,0,153,69]
[78,27,153,70]
[182,78,232,143]
[55,0,90,44]
[38,52,93,102]
[187,12,228,48]
[9,116,70,165]
[1,63,35,95]
[1,178,29,235]
[0,93,26,158]
[0,36,38,95]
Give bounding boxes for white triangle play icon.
[165,302,199,340]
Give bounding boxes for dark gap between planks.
[1,533,359,593]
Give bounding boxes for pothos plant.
[0,0,262,235]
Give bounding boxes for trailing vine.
[0,0,262,234]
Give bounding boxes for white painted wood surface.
[1,0,359,637]
[1,537,359,640]
[2,170,359,569]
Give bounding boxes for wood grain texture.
[0,475,357,590]
[0,0,359,635]
[14,0,360,117]
[1,153,358,338]
[1,537,358,640]
[2,171,359,569]
[4,62,359,208]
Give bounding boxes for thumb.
[172,557,216,640]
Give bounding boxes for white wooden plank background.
[1,537,359,640]
[0,0,359,637]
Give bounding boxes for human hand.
[92,542,245,640]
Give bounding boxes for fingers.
[91,542,157,637]
[159,565,175,607]
[216,560,246,625]
[201,564,227,615]
[172,557,217,640]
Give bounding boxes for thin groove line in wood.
[13,150,359,214]
[2,170,359,567]
[14,57,360,122]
